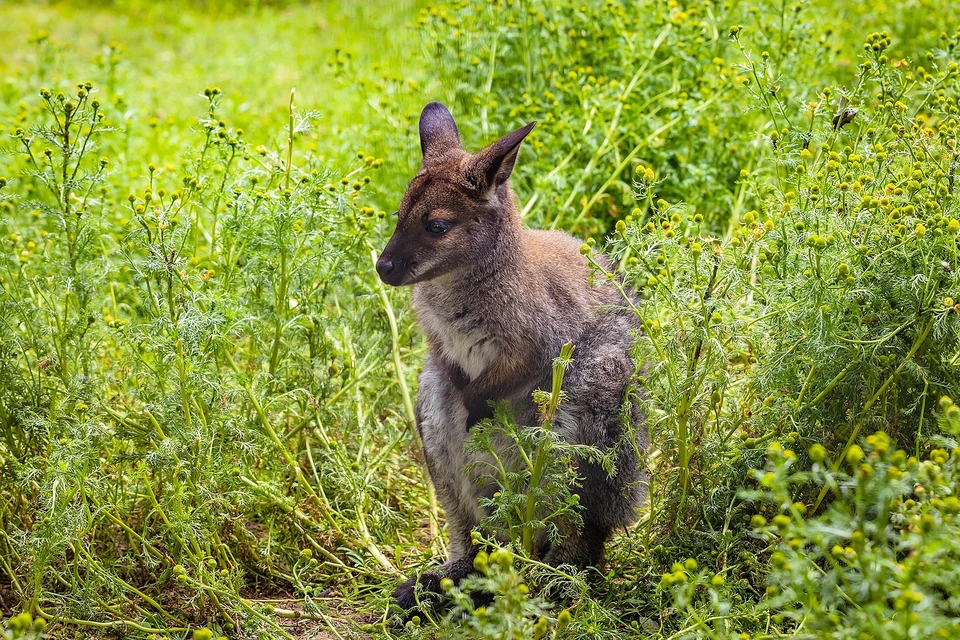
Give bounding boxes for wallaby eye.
[425,219,452,235]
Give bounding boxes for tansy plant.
[438,546,572,640]
[659,403,960,639]
[598,22,960,640]
[589,25,960,536]
[1,71,413,638]
[1,613,46,640]
[416,0,957,239]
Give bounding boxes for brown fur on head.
[375,102,536,286]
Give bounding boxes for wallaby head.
[375,102,536,286]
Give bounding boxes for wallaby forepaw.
[543,545,581,570]
[392,571,443,614]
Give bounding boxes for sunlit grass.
[0,0,425,179]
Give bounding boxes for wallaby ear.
[419,102,461,165]
[467,121,537,193]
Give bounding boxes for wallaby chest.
[414,285,507,382]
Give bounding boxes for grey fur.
[378,102,647,612]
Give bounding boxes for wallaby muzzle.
[376,237,412,286]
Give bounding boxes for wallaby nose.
[376,255,395,281]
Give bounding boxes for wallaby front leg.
[393,361,481,612]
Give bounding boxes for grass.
[1,0,960,639]
[0,0,426,182]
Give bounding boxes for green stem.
[812,317,932,513]
[369,248,439,542]
[176,339,192,426]
[34,605,187,635]
[268,239,288,376]
[523,342,574,556]
[802,359,857,409]
[285,88,295,191]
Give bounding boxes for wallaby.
[376,102,647,611]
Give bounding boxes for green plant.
[1,613,46,640]
[467,343,612,559]
[417,0,958,239]
[0,69,413,638]
[750,426,960,639]
[438,547,572,639]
